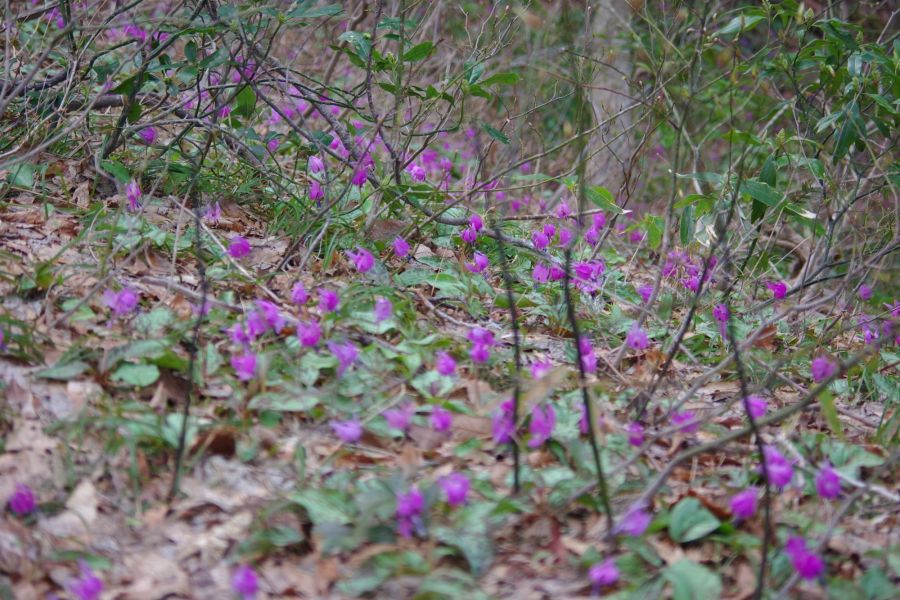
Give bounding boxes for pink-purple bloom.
[532,263,550,283]
[125,180,142,211]
[228,236,251,258]
[785,536,825,580]
[291,282,308,305]
[331,418,362,443]
[392,236,410,258]
[137,127,156,145]
[730,487,758,520]
[435,351,457,376]
[492,399,516,444]
[811,356,836,383]
[626,422,644,447]
[672,410,698,433]
[746,395,767,419]
[231,564,258,600]
[431,406,453,433]
[767,281,787,299]
[713,303,729,337]
[588,558,619,591]
[328,340,359,376]
[439,473,470,507]
[626,324,649,350]
[309,180,323,202]
[102,287,139,316]
[297,320,321,347]
[231,351,257,381]
[858,284,873,301]
[384,404,415,431]
[308,155,324,173]
[815,464,841,499]
[396,487,424,538]
[469,213,484,232]
[579,336,597,373]
[374,297,393,323]
[637,284,654,303]
[528,404,556,448]
[460,226,478,244]
[68,562,103,600]
[346,247,375,273]
[466,251,490,274]
[761,446,793,488]
[8,483,36,516]
[318,288,339,313]
[616,505,652,537]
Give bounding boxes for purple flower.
[672,410,698,433]
[384,404,414,431]
[815,464,841,499]
[346,247,374,273]
[762,446,793,488]
[435,351,456,376]
[556,202,572,219]
[102,287,139,316]
[626,324,649,350]
[746,395,767,419]
[309,180,323,202]
[297,320,321,347]
[291,282,308,305]
[137,127,156,144]
[626,422,644,447]
[466,251,490,273]
[431,406,453,433]
[730,487,758,520]
[549,265,565,281]
[267,137,280,153]
[543,223,556,239]
[580,335,598,373]
[532,263,550,283]
[69,562,103,600]
[245,311,268,339]
[584,227,600,246]
[255,300,285,333]
[785,537,825,580]
[713,303,729,337]
[588,558,619,591]
[231,564,258,600]
[460,226,478,244]
[530,361,552,379]
[492,399,515,444]
[351,164,369,187]
[532,230,550,250]
[593,212,607,229]
[328,340,358,376]
[218,105,231,119]
[8,483,36,516]
[396,486,424,538]
[125,180,142,211]
[767,281,787,299]
[392,236,410,258]
[557,228,573,247]
[859,284,873,301]
[228,236,251,258]
[470,343,490,363]
[373,297,393,323]
[468,213,484,232]
[468,328,495,346]
[811,357,836,383]
[528,404,556,448]
[408,164,426,182]
[204,201,221,222]
[231,351,257,381]
[318,288,339,313]
[616,505,652,537]
[638,284,654,303]
[308,155,324,173]
[682,275,700,292]
[629,229,644,243]
[439,473,470,507]
[228,323,250,346]
[331,419,362,443]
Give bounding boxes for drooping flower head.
[616,504,652,537]
[528,404,556,448]
[588,558,619,591]
[435,351,456,376]
[767,281,787,299]
[396,486,424,538]
[671,410,698,433]
[761,446,793,488]
[858,284,873,301]
[383,404,415,432]
[811,356,836,383]
[466,251,490,274]
[431,406,453,433]
[331,419,362,443]
[439,473,470,507]
[713,303,729,337]
[327,340,358,376]
[784,536,825,580]
[626,422,644,447]
[730,487,758,520]
[68,561,103,600]
[228,236,251,258]
[637,284,654,303]
[579,336,597,373]
[102,287,139,316]
[308,155,325,173]
[297,320,321,347]
[626,324,649,350]
[374,297,393,323]
[137,127,156,145]
[231,564,258,600]
[815,464,841,499]
[492,399,515,444]
[392,236,410,258]
[346,247,374,273]
[291,282,308,305]
[231,351,257,381]
[309,180,324,202]
[125,180,142,211]
[318,288,339,313]
[8,483,36,516]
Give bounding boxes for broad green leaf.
[479,72,520,87]
[741,179,782,207]
[233,86,256,118]
[668,497,721,543]
[664,559,722,600]
[482,123,509,144]
[248,392,320,412]
[402,41,434,62]
[584,184,624,214]
[290,489,352,524]
[287,2,343,19]
[716,14,765,37]
[338,30,370,60]
[36,361,90,380]
[112,363,160,387]
[680,204,695,245]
